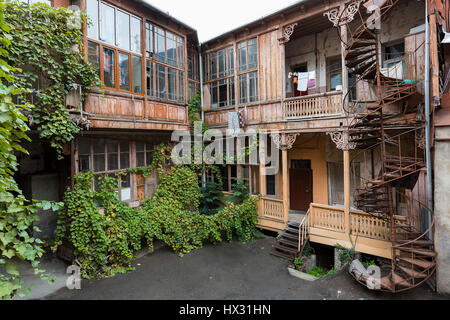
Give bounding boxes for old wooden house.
[16,0,448,294]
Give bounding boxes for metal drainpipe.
[199,44,206,188]
[425,3,433,239]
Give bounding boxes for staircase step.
[348,40,377,50]
[380,276,394,291]
[392,272,413,288]
[397,247,437,258]
[273,244,298,255]
[346,53,376,68]
[346,47,376,60]
[398,266,427,279]
[395,239,434,247]
[285,227,300,235]
[287,221,300,229]
[398,257,435,269]
[270,249,295,261]
[277,237,298,248]
[279,232,299,241]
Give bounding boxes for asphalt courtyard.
[46,236,447,300]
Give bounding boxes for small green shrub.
[199,182,224,215]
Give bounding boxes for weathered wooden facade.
[20,0,447,294]
[201,0,439,293]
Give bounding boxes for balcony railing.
[309,203,407,242]
[284,91,343,119]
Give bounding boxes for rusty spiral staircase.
[338,0,436,292]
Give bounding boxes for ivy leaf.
[5,261,19,276]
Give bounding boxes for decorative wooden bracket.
[327,131,356,151]
[324,1,363,27]
[278,23,298,44]
[272,133,299,151]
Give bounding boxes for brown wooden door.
[289,168,313,212]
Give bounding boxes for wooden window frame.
[145,21,186,104]
[237,38,259,105]
[205,46,235,109]
[326,56,342,92]
[382,40,405,68]
[86,0,143,95]
[78,138,134,202]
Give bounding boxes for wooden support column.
[344,149,351,233]
[340,22,348,106]
[259,138,266,197]
[282,149,289,223]
[328,131,356,236]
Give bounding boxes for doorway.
[289,160,313,213]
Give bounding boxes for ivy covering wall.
[1,1,99,299]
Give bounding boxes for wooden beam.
[344,150,351,234]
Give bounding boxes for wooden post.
[344,150,351,234]
[282,149,289,223]
[340,22,349,107]
[259,142,266,197]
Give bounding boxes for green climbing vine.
[54,173,157,279]
[3,1,101,158]
[0,1,64,300]
[55,165,259,278]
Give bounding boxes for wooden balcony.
[284,91,344,120]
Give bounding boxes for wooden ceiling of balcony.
[290,14,334,39]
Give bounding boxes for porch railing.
[258,197,285,221]
[284,91,343,119]
[309,203,407,242]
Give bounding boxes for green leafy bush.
[199,182,224,216]
[55,173,156,279]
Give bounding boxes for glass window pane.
[133,56,142,94]
[130,17,141,54]
[103,47,115,88]
[249,72,258,102]
[239,74,247,104]
[329,59,341,73]
[86,0,99,40]
[210,53,217,80]
[330,73,342,91]
[178,71,184,103]
[248,39,258,70]
[167,32,177,66]
[107,140,118,171]
[168,68,177,101]
[155,27,166,63]
[177,37,184,69]
[118,53,130,91]
[228,77,235,106]
[146,143,154,166]
[116,10,130,51]
[238,42,247,72]
[228,47,234,75]
[266,175,276,195]
[218,79,227,107]
[147,61,154,97]
[146,23,153,55]
[120,141,130,169]
[218,49,226,78]
[87,41,100,77]
[157,64,166,100]
[211,82,218,109]
[121,174,131,201]
[100,3,115,45]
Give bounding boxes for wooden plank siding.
[259,30,283,101]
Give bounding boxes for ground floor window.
[77,136,163,203]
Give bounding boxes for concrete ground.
[43,237,447,300]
